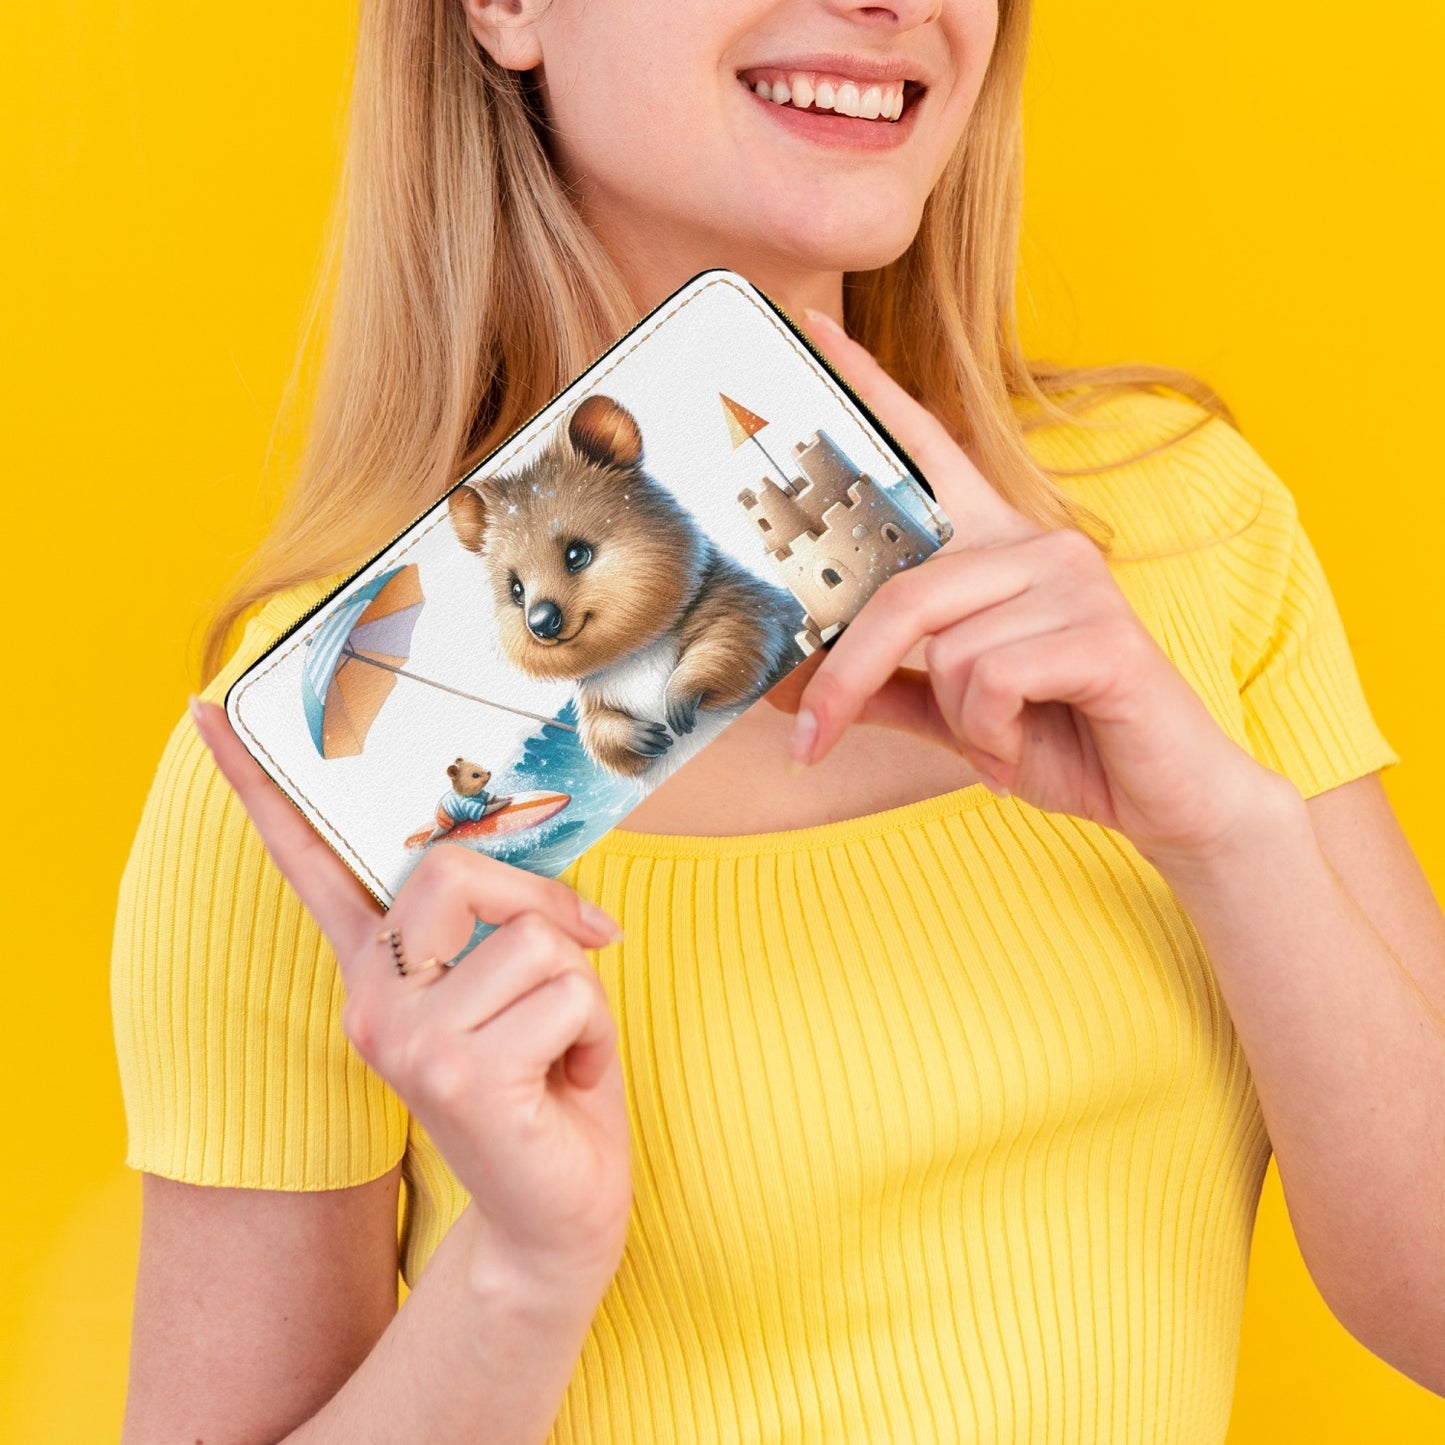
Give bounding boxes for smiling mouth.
[532,614,591,646]
[737,69,924,123]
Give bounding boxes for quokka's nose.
[526,599,565,639]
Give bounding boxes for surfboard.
[405,791,572,850]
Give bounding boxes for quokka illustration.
[424,757,510,844]
[446,394,805,787]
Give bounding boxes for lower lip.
[741,83,920,151]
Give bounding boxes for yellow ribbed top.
[111,388,1399,1442]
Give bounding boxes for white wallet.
[226,269,953,905]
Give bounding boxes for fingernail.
[801,306,845,339]
[187,693,206,735]
[580,899,623,945]
[973,750,1013,797]
[789,708,818,766]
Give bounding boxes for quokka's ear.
[447,481,493,552]
[568,394,644,470]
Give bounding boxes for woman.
[113,0,1445,1440]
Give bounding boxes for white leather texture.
[226,270,951,905]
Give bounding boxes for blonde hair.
[199,0,1235,686]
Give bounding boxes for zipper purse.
[225,269,954,907]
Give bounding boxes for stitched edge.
[229,275,925,893]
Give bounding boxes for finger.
[412,910,589,1034]
[845,668,1023,794]
[922,600,1076,727]
[848,667,956,751]
[760,647,826,716]
[835,596,1075,762]
[795,309,1039,545]
[956,628,1128,770]
[385,843,622,982]
[368,924,451,992]
[791,545,1043,763]
[190,696,381,949]
[483,966,617,1092]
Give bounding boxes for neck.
[587,211,847,329]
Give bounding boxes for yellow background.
[3,0,1441,1437]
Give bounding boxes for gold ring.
[376,928,444,978]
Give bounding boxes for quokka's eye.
[564,541,593,573]
[509,576,524,606]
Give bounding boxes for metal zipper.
[746,286,936,506]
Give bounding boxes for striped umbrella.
[301,563,574,759]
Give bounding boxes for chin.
[775,223,923,276]
[830,230,921,273]
[733,193,925,274]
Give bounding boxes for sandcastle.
[738,430,937,653]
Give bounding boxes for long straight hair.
[199,0,1233,685]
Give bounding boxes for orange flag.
[719,394,769,448]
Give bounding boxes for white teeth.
[750,73,908,121]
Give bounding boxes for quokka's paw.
[664,688,705,737]
[591,721,673,778]
[628,719,674,757]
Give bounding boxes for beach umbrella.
[302,562,575,759]
[302,565,423,758]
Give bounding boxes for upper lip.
[736,53,929,88]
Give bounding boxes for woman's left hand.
[778,308,1287,868]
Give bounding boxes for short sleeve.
[110,606,409,1190]
[1214,438,1400,799]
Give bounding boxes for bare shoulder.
[122,1164,402,1443]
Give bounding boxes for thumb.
[846,668,956,751]
[767,656,956,751]
[761,649,826,716]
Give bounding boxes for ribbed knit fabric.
[111,387,1398,1442]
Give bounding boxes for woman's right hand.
[187,695,632,1294]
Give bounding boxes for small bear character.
[425,758,511,843]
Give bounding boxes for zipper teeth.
[252,271,940,648]
[751,292,937,506]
